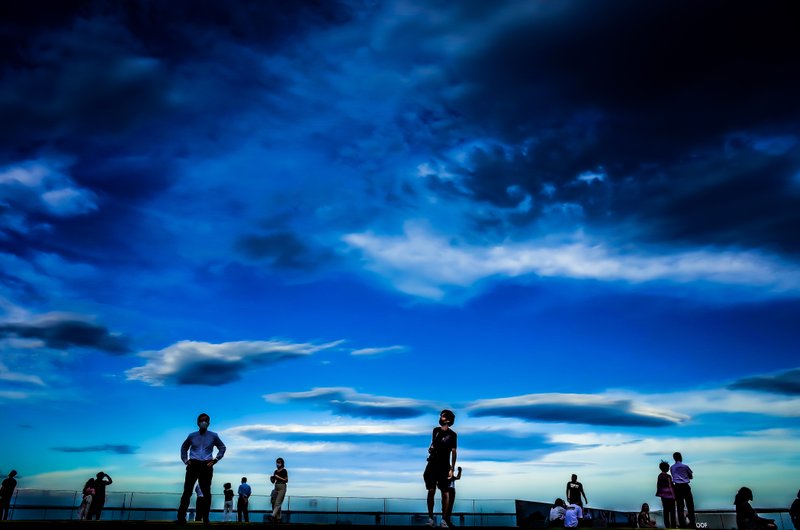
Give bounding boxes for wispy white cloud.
[126,339,343,386]
[0,160,97,218]
[0,390,30,400]
[351,345,409,356]
[0,361,45,386]
[631,388,800,418]
[344,224,800,300]
[226,422,423,438]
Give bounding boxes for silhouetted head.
[439,409,455,427]
[673,452,683,462]
[571,474,577,481]
[224,483,231,489]
[241,477,247,483]
[84,477,95,490]
[641,503,650,513]
[554,498,565,507]
[197,413,210,431]
[8,470,17,478]
[276,457,285,469]
[96,472,105,479]
[659,460,670,472]
[735,487,753,504]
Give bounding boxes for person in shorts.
[423,409,458,528]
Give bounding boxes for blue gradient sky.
[1,0,800,511]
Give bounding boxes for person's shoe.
[446,519,456,528]
[174,519,187,525]
[440,519,449,528]
[426,517,436,526]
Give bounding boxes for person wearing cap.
[176,413,226,525]
[423,409,458,528]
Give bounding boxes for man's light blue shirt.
[670,461,693,484]
[238,483,251,497]
[181,429,226,464]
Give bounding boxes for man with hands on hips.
[176,413,226,525]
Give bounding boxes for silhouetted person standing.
[0,470,17,520]
[78,478,95,520]
[423,409,458,528]
[177,413,226,525]
[269,457,288,523]
[656,460,677,529]
[86,471,112,520]
[566,474,588,507]
[670,452,694,528]
[237,477,251,523]
[223,482,234,522]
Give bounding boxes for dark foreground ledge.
[0,520,528,530]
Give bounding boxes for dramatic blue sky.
[1,0,799,511]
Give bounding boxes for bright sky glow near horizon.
[1,0,800,512]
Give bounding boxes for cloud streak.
[52,444,138,454]
[0,361,45,386]
[226,422,422,439]
[468,393,688,427]
[345,225,800,299]
[264,387,437,419]
[351,345,409,356]
[728,367,800,396]
[0,313,129,354]
[126,339,343,386]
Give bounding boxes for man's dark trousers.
[238,497,249,522]
[178,460,213,522]
[673,483,695,529]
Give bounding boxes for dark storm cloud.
[0,317,130,354]
[52,444,138,455]
[426,0,800,253]
[0,0,352,156]
[229,424,564,453]
[468,394,687,427]
[728,368,800,396]
[0,0,355,272]
[264,387,436,419]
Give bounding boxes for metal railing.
[4,489,516,526]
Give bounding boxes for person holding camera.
[423,409,458,528]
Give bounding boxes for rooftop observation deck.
[1,490,794,530]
